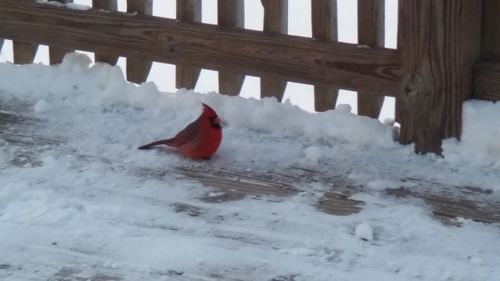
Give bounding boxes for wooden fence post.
[398,0,482,154]
[93,0,118,65]
[261,0,288,101]
[357,0,385,118]
[176,0,202,90]
[311,0,339,112]
[482,0,500,61]
[217,0,245,96]
[126,0,152,83]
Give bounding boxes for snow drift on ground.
[0,54,499,281]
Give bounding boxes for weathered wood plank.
[473,62,500,101]
[175,0,202,90]
[13,41,38,64]
[126,0,152,83]
[357,0,385,118]
[482,0,500,61]
[386,186,500,224]
[92,0,119,65]
[49,46,71,65]
[0,0,402,94]
[397,0,482,154]
[48,0,75,65]
[260,0,288,101]
[217,0,245,96]
[311,0,339,112]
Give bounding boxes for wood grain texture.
[217,0,245,96]
[0,0,402,93]
[473,62,500,101]
[48,0,75,64]
[13,41,38,64]
[311,0,339,111]
[175,0,201,90]
[357,0,385,118]
[260,0,288,101]
[126,0,152,83]
[92,0,118,65]
[482,0,500,61]
[398,0,482,154]
[49,46,71,64]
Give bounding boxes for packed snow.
[0,54,499,281]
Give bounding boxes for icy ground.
[0,54,499,280]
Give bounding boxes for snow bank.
[1,53,500,171]
[0,53,395,152]
[443,100,500,168]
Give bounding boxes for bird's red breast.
[138,103,223,160]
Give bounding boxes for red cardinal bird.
[138,103,222,160]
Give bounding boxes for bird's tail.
[138,138,175,150]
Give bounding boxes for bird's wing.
[171,117,202,146]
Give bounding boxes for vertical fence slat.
[13,41,38,64]
[482,0,500,61]
[260,0,288,101]
[49,0,75,64]
[217,0,245,96]
[0,39,3,52]
[176,0,202,90]
[357,0,385,118]
[49,46,73,65]
[93,0,118,65]
[311,0,339,112]
[398,0,482,154]
[126,0,153,83]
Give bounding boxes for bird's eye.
[209,116,222,128]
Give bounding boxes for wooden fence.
[0,0,497,154]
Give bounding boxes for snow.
[354,222,374,241]
[443,100,500,169]
[0,54,499,280]
[36,0,91,10]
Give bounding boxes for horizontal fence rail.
[0,0,402,94]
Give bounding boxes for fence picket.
[260,0,288,101]
[47,0,74,64]
[217,0,245,96]
[357,0,385,118]
[311,0,339,112]
[92,0,118,65]
[13,41,38,64]
[176,0,202,90]
[126,0,152,83]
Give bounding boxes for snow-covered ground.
[0,54,499,281]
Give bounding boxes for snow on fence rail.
[0,0,499,155]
